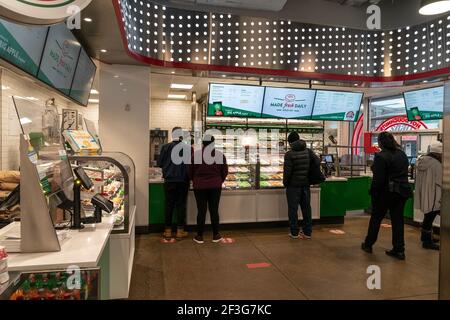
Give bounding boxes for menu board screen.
[0,18,48,76]
[312,90,363,121]
[262,87,316,119]
[208,83,265,118]
[404,86,443,121]
[70,48,96,106]
[38,23,81,95]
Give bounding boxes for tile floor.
[129,216,439,300]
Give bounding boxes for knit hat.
[429,142,443,154]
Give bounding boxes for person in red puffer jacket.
[189,134,228,244]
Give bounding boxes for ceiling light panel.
[117,0,450,78]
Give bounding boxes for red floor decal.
[220,238,235,244]
[329,229,346,235]
[160,238,177,244]
[246,263,271,269]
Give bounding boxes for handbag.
[308,149,325,185]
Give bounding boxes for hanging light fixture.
[419,0,450,15]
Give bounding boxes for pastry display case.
[207,118,324,190]
[68,152,136,234]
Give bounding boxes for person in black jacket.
[283,132,320,239]
[362,132,412,260]
[157,127,191,240]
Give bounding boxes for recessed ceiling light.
[419,0,450,15]
[222,75,227,77]
[90,89,99,94]
[100,49,107,53]
[171,71,175,74]
[89,99,100,103]
[84,17,93,22]
[168,94,186,99]
[171,83,194,90]
[113,75,119,78]
[1,85,10,90]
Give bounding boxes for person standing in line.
[415,142,443,251]
[157,127,190,240]
[189,135,228,244]
[283,132,320,240]
[362,132,412,260]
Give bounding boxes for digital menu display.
[312,90,363,121]
[404,86,443,121]
[38,23,81,95]
[70,48,96,106]
[208,83,265,118]
[262,87,316,119]
[0,17,48,76]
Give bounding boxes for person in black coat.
[361,132,412,260]
[283,132,320,239]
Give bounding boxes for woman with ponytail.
[361,132,412,260]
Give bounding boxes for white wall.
[150,99,192,132]
[99,63,150,228]
[0,67,99,170]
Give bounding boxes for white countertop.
[325,177,348,182]
[4,217,114,272]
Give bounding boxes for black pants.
[365,192,407,252]
[194,188,222,236]
[286,186,313,236]
[421,210,440,243]
[164,181,189,228]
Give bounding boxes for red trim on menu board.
[112,0,450,83]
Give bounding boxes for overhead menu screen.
[38,23,81,95]
[208,83,265,118]
[262,87,316,119]
[312,90,363,122]
[0,18,48,76]
[70,48,96,106]
[404,86,443,121]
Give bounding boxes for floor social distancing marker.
[160,238,177,244]
[246,262,271,269]
[329,229,346,235]
[220,238,235,244]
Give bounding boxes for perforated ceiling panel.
[115,0,450,81]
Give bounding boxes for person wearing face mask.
[415,142,443,251]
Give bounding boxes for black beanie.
[288,132,300,144]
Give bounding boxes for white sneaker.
[299,232,312,240]
[289,233,300,239]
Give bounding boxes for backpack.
[308,149,325,185]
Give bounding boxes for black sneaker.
[361,242,373,254]
[193,235,204,244]
[423,242,440,251]
[212,234,223,243]
[385,249,406,260]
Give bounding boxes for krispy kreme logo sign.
[0,0,92,23]
[375,116,428,132]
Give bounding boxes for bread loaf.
[0,171,20,183]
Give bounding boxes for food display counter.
[0,216,114,300]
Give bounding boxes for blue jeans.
[286,186,312,236]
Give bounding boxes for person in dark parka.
[362,131,412,260]
[283,132,320,239]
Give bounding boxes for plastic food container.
[0,271,9,285]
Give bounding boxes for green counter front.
[149,177,414,229]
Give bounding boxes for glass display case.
[207,118,324,190]
[68,152,136,234]
[1,269,100,300]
